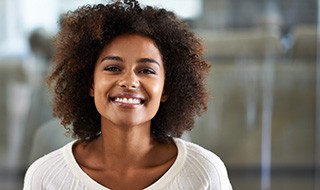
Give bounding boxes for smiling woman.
[23,0,232,189]
[91,34,166,128]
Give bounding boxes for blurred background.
[0,0,318,189]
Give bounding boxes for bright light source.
[138,0,203,19]
[62,0,203,19]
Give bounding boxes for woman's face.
[91,34,166,127]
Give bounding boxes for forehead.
[99,34,162,59]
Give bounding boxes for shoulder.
[23,142,73,190]
[174,138,233,190]
[176,138,226,167]
[182,139,226,169]
[25,146,65,176]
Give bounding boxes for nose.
[118,70,139,89]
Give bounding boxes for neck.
[94,119,157,169]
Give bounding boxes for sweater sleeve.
[23,162,40,190]
[206,154,233,190]
[23,148,65,190]
[23,155,49,190]
[184,141,233,190]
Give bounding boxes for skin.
[73,34,177,190]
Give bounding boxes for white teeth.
[133,99,139,104]
[114,97,141,104]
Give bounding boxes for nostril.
[118,79,139,89]
[117,71,140,89]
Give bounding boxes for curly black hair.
[48,0,211,144]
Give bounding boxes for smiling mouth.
[111,97,145,105]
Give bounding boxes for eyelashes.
[104,65,121,72]
[139,68,156,74]
[103,65,157,75]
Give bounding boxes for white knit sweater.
[23,138,232,190]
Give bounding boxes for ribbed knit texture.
[23,138,232,190]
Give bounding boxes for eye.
[104,65,121,72]
[139,68,156,75]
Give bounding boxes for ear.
[161,85,169,102]
[89,87,94,97]
[89,76,94,97]
[161,93,168,102]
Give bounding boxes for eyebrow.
[100,56,160,67]
[138,58,160,67]
[101,56,123,62]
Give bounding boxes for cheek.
[149,80,165,101]
[91,78,112,107]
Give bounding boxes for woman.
[24,0,232,189]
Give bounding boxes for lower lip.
[112,101,143,109]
